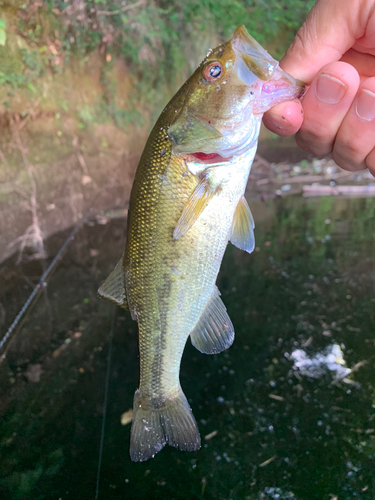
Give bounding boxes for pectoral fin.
[173,176,219,239]
[97,256,128,310]
[230,195,255,254]
[190,286,234,354]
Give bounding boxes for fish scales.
[125,122,196,395]
[98,25,304,462]
[126,118,233,397]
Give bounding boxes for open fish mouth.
[231,25,305,112]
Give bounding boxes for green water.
[0,195,374,500]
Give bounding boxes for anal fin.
[173,175,219,239]
[97,256,128,310]
[230,195,255,254]
[190,286,234,354]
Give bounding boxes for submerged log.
[303,185,375,197]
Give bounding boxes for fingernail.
[267,111,294,130]
[356,89,375,121]
[315,74,347,104]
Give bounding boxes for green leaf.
[0,29,6,46]
[0,19,5,29]
[27,82,36,93]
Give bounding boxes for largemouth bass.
[98,25,304,462]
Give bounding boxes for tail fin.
[130,388,201,462]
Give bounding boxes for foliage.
[36,0,313,85]
[0,18,6,46]
[20,48,45,78]
[0,46,45,90]
[182,0,314,50]
[0,0,314,126]
[0,69,27,88]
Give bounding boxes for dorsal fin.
[97,256,128,310]
[190,286,234,354]
[230,195,255,253]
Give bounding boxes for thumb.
[280,0,364,83]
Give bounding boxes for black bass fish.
[98,25,304,462]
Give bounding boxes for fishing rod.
[0,216,118,500]
[95,306,116,500]
[0,215,87,361]
[0,152,134,361]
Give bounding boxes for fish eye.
[203,61,224,82]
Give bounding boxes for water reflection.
[0,196,374,500]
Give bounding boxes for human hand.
[263,0,375,177]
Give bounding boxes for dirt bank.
[0,120,148,264]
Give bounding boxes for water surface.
[0,195,374,500]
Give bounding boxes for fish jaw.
[168,25,305,158]
[231,25,305,113]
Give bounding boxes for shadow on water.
[0,195,374,500]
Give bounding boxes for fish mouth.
[232,25,305,105]
[232,25,279,82]
[169,26,306,159]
